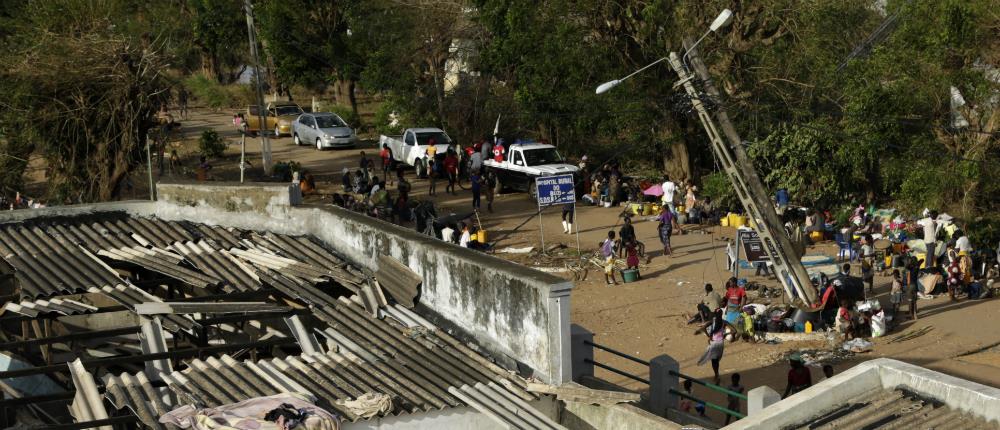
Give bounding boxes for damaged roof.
[0,213,546,428]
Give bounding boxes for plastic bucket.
[642,204,653,216]
[622,269,639,283]
[629,203,643,215]
[720,216,730,227]
[477,230,487,243]
[809,231,824,242]
[731,215,747,229]
[915,253,926,268]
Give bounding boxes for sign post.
[737,228,770,277]
[535,174,577,253]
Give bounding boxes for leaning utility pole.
[243,0,272,174]
[666,41,817,307]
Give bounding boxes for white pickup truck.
[484,142,580,200]
[379,128,452,177]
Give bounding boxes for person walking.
[561,203,574,234]
[661,175,677,214]
[470,170,482,210]
[657,208,680,257]
[600,231,618,285]
[444,151,459,195]
[380,144,393,185]
[177,86,189,119]
[484,170,497,212]
[697,309,726,384]
[427,159,438,196]
[782,354,812,398]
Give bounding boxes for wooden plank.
[134,302,289,315]
[375,255,421,308]
[525,383,640,404]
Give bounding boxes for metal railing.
[583,339,747,420]
[583,339,650,384]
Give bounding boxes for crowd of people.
[0,192,46,210]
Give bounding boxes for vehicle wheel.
[415,159,427,178]
[274,125,281,138]
[293,134,301,146]
[316,138,323,150]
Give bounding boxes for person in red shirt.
[783,354,812,398]
[379,144,393,185]
[723,277,747,309]
[492,139,505,162]
[443,150,459,195]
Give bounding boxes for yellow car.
[243,102,303,137]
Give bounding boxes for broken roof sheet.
[789,388,1000,430]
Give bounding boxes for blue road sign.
[536,174,576,207]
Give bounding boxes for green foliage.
[272,161,302,182]
[700,172,737,212]
[189,0,248,84]
[372,100,403,136]
[183,74,255,109]
[198,130,226,157]
[966,216,1000,250]
[326,105,360,129]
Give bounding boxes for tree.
[0,0,172,203]
[190,0,249,84]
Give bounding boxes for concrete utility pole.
[667,42,817,307]
[243,0,272,174]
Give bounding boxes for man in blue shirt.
[775,188,790,215]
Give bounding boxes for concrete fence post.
[570,324,593,381]
[748,386,782,415]
[649,354,679,417]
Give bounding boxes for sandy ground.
[30,108,1000,424]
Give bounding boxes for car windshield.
[315,115,347,128]
[522,148,564,166]
[274,105,303,116]
[416,132,450,146]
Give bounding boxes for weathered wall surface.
[156,181,301,217]
[146,181,574,384]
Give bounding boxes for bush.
[272,160,302,182]
[327,105,360,128]
[701,172,738,213]
[183,74,256,109]
[198,130,226,157]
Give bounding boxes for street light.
[594,8,733,95]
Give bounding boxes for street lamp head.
[710,9,733,32]
[595,79,621,95]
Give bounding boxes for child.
[679,379,707,417]
[600,231,618,285]
[889,269,903,320]
[428,159,438,196]
[725,373,745,425]
[624,239,640,275]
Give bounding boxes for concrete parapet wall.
[156,180,301,217]
[561,400,683,430]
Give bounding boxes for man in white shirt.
[459,224,471,248]
[440,225,455,243]
[661,175,677,214]
[955,232,971,253]
[917,211,940,267]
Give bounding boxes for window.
[249,105,260,116]
[415,132,450,146]
[522,148,564,166]
[315,115,347,128]
[404,132,416,146]
[275,105,303,116]
[514,152,524,166]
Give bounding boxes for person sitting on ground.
[300,173,316,195]
[725,373,745,425]
[600,231,619,285]
[688,283,723,324]
[783,354,812,398]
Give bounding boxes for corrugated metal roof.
[450,382,566,430]
[0,215,541,427]
[791,389,1000,430]
[0,297,99,317]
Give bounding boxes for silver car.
[292,113,359,149]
